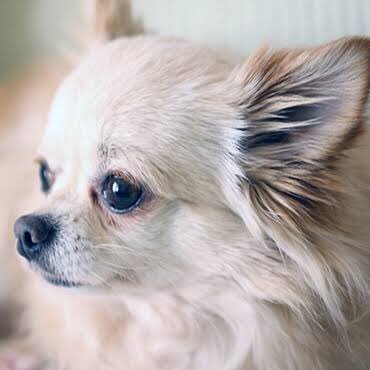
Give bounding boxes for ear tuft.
[233,37,370,230]
[235,37,370,161]
[84,0,141,43]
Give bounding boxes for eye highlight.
[101,175,143,214]
[38,160,55,193]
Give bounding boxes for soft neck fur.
[25,131,370,369]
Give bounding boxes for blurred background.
[1,0,370,80]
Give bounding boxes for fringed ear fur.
[233,37,370,232]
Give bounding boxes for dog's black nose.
[14,214,55,261]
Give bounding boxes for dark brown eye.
[39,161,54,193]
[101,175,143,214]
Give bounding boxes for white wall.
[0,0,370,78]
[131,0,370,54]
[0,0,81,79]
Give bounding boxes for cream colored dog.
[5,3,370,370]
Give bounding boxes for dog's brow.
[97,143,119,162]
[97,143,110,161]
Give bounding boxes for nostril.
[23,231,35,247]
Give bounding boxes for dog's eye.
[101,175,143,213]
[39,161,54,193]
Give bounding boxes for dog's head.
[14,35,370,300]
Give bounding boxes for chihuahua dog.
[7,2,370,369]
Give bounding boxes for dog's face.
[14,36,370,296]
[14,38,241,290]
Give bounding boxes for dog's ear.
[231,37,370,233]
[84,0,138,43]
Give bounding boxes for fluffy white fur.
[4,3,370,370]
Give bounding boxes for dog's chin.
[29,262,134,294]
[28,262,84,290]
[42,274,82,288]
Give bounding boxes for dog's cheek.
[88,202,181,288]
[120,203,238,289]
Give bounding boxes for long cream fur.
[2,2,370,370]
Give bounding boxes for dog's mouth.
[29,262,82,289]
[43,275,82,288]
[28,258,137,292]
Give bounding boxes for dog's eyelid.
[103,170,140,186]
[92,169,145,193]
[34,157,52,172]
[34,156,47,167]
[34,157,62,175]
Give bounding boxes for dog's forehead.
[41,37,234,189]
